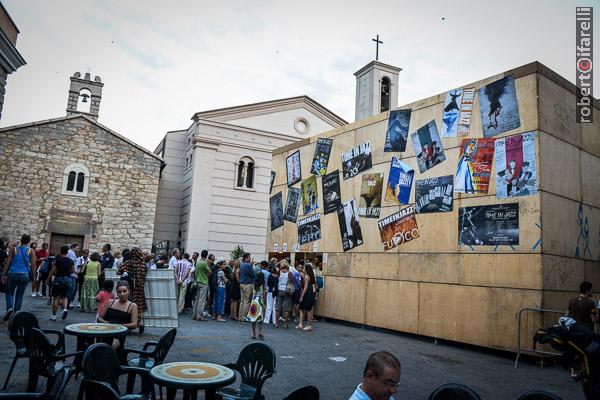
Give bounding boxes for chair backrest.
[517,391,563,400]
[82,380,121,400]
[235,342,276,389]
[28,328,58,377]
[282,385,320,400]
[428,383,482,400]
[153,328,177,364]
[44,366,72,400]
[82,343,123,392]
[8,311,40,355]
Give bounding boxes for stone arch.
[61,163,90,196]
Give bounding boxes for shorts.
[51,276,71,298]
[292,288,301,305]
[276,293,292,313]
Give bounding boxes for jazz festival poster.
[455,138,496,194]
[440,89,464,137]
[495,132,538,199]
[358,173,384,218]
[411,120,446,173]
[415,175,454,214]
[283,187,301,223]
[384,109,411,152]
[322,170,341,214]
[479,75,521,137]
[301,175,319,214]
[310,138,333,176]
[286,150,301,186]
[269,192,284,231]
[458,203,519,246]
[337,199,364,252]
[297,213,321,245]
[342,141,373,180]
[385,157,414,205]
[377,205,420,251]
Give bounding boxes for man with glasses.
[349,351,401,400]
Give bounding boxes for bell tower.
[66,71,103,121]
[354,61,401,122]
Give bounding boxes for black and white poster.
[479,75,521,137]
[270,192,284,231]
[284,188,301,223]
[322,170,342,215]
[384,109,411,152]
[337,199,364,252]
[415,175,454,214]
[286,150,301,187]
[269,171,276,194]
[297,214,321,245]
[310,138,334,176]
[341,141,373,180]
[458,203,519,246]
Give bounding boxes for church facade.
[0,72,162,253]
[153,96,347,259]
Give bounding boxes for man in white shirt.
[169,249,180,269]
[66,243,80,309]
[349,351,401,400]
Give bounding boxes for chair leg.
[2,355,18,390]
[126,372,135,394]
[76,382,85,400]
[26,366,39,393]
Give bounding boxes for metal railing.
[514,307,565,368]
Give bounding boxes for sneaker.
[31,292,37,297]
[3,309,13,321]
[49,315,57,321]
[68,305,74,310]
[61,310,68,320]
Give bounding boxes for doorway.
[49,234,84,256]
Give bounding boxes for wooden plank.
[538,74,582,148]
[460,254,542,289]
[542,255,584,292]
[540,192,584,259]
[365,279,419,334]
[539,132,581,202]
[581,151,600,208]
[315,276,367,324]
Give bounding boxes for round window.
[294,117,310,135]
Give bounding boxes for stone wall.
[0,115,161,252]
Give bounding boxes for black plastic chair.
[0,365,72,399]
[77,343,154,400]
[428,383,482,400]
[81,380,147,400]
[27,328,80,393]
[3,311,65,390]
[216,343,277,400]
[282,385,319,400]
[517,391,563,400]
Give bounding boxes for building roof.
[191,95,348,127]
[354,60,402,77]
[0,114,163,162]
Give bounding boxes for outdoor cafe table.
[150,361,236,400]
[63,323,129,367]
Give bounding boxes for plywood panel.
[410,206,459,253]
[581,106,600,157]
[581,151,600,208]
[460,254,542,289]
[324,253,352,277]
[584,260,600,291]
[315,276,366,324]
[366,279,419,334]
[538,75,581,148]
[541,255,584,292]
[355,118,392,165]
[354,253,400,280]
[541,192,584,259]
[327,128,357,176]
[401,253,460,284]
[539,132,581,201]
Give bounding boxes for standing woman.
[120,248,147,333]
[275,260,293,329]
[80,252,101,312]
[2,234,36,321]
[230,260,241,321]
[264,264,278,324]
[33,243,48,296]
[97,280,138,351]
[213,258,228,322]
[297,263,316,331]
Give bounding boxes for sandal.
[285,324,289,329]
[302,326,312,331]
[295,325,303,330]
[251,335,256,340]
[258,333,264,340]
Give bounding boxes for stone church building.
[0,72,162,253]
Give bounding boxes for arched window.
[236,156,255,190]
[77,88,92,114]
[61,163,90,197]
[380,76,391,113]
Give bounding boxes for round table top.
[64,323,128,337]
[150,362,235,389]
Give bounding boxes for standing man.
[239,252,255,321]
[192,250,210,321]
[33,243,49,296]
[568,281,598,332]
[175,253,193,314]
[349,351,401,400]
[66,243,79,310]
[168,249,180,269]
[99,243,114,288]
[185,252,200,310]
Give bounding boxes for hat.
[260,260,268,267]
[216,257,226,264]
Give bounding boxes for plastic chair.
[0,365,72,399]
[428,383,482,400]
[27,328,80,393]
[216,343,277,400]
[77,343,153,400]
[81,380,147,400]
[517,391,563,400]
[282,385,319,400]
[3,311,65,390]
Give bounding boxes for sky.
[1,0,598,151]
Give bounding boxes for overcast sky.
[1,0,598,150]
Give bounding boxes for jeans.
[213,286,225,316]
[67,276,77,303]
[5,273,29,311]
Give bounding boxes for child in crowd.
[248,271,266,340]
[95,279,115,322]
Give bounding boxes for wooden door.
[49,234,84,256]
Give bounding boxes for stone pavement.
[0,294,584,399]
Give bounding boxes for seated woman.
[97,280,138,350]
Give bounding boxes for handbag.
[284,272,295,296]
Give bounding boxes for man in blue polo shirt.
[238,252,255,320]
[349,351,401,400]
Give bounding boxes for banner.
[377,205,420,251]
[457,88,475,136]
[322,170,342,215]
[358,173,383,218]
[411,120,446,173]
[479,75,521,137]
[269,171,276,194]
[301,175,319,214]
[415,175,454,214]
[284,187,301,222]
[385,157,414,205]
[286,150,301,186]
[337,199,364,252]
[441,89,464,137]
[384,109,411,152]
[269,192,284,231]
[455,138,495,194]
[310,138,333,176]
[342,141,373,180]
[495,132,538,198]
[297,214,321,245]
[458,203,519,246]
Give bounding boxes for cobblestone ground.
[0,293,583,399]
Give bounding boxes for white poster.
[495,131,538,199]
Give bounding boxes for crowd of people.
[1,235,321,340]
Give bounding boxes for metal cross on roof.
[372,35,383,61]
